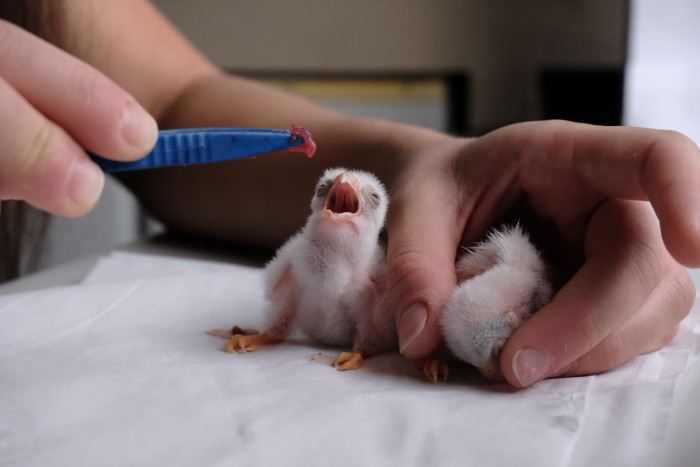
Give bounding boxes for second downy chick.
[441,225,553,380]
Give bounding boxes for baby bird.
[441,225,553,381]
[224,167,396,370]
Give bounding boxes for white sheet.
[1,252,698,466]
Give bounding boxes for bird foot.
[207,325,260,340]
[333,351,364,371]
[416,358,449,383]
[224,333,281,353]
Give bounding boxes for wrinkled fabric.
[0,252,697,467]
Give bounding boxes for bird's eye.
[368,191,381,207]
[316,180,332,198]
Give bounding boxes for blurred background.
[150,0,628,135]
[38,0,698,272]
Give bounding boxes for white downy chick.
[224,167,395,370]
[441,225,552,380]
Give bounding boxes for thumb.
[386,174,460,359]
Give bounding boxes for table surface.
[1,235,698,466]
[0,234,269,296]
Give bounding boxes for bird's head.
[310,167,388,234]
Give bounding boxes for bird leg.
[225,275,297,354]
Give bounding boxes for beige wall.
[153,0,627,132]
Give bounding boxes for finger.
[0,20,158,160]
[500,199,667,387]
[518,121,700,266]
[386,164,461,359]
[574,126,700,267]
[0,76,103,217]
[563,264,694,377]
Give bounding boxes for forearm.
[121,72,448,248]
[54,0,453,248]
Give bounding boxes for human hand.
[0,20,158,217]
[386,120,700,387]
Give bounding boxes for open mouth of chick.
[324,174,361,219]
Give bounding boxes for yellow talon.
[224,334,260,353]
[224,332,283,353]
[419,358,449,383]
[333,351,364,371]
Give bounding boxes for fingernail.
[69,157,104,208]
[121,100,158,152]
[398,303,427,354]
[512,347,554,387]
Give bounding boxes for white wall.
[624,0,700,144]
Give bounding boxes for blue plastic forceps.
[90,126,315,172]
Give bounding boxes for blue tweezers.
[90,127,308,172]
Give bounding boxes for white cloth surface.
[0,252,698,467]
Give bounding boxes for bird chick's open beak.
[323,172,361,220]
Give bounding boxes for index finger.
[0,20,157,160]
[385,162,461,359]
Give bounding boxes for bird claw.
[333,351,364,371]
[224,332,284,353]
[224,334,260,353]
[417,358,449,383]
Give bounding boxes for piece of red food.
[288,124,317,158]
